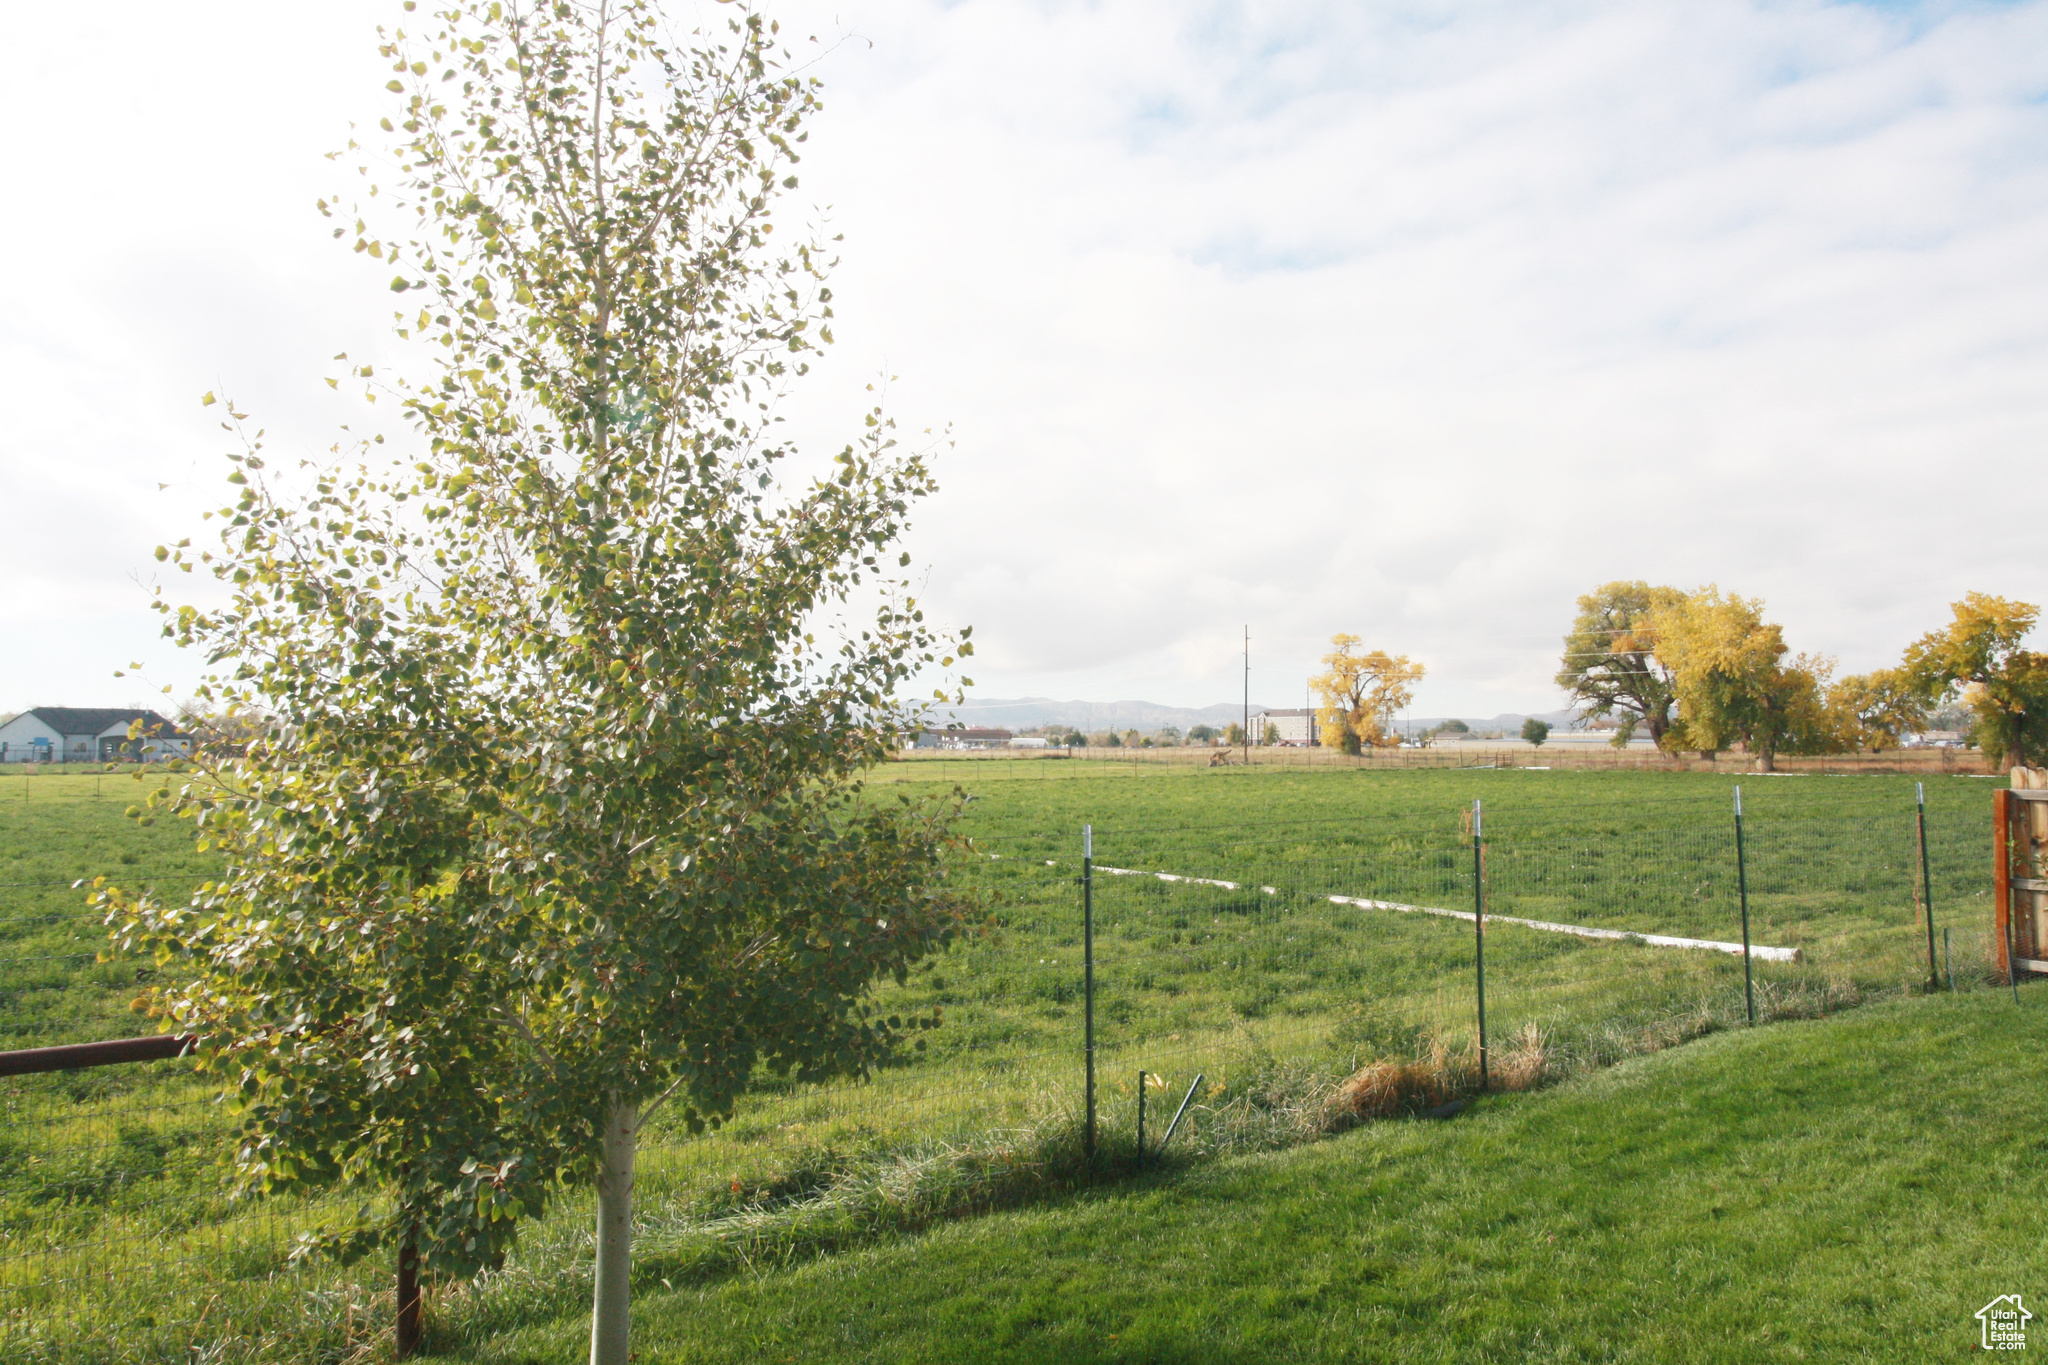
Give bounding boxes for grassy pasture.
[896,762,1994,1105]
[447,988,2048,1363]
[0,773,369,1359]
[0,764,2008,1360]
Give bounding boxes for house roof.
[18,707,188,739]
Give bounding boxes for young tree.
[1186,724,1217,744]
[1556,581,1683,748]
[1312,635,1424,756]
[104,6,975,1361]
[1220,723,1246,747]
[1904,593,2048,771]
[1520,717,1550,747]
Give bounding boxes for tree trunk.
[2007,739,2024,775]
[396,1227,422,1359]
[1755,748,1776,774]
[589,1099,638,1365]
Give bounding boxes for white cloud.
[3,0,2044,714]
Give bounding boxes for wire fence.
[0,779,2006,1361]
[881,745,1989,781]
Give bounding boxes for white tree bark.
[589,1099,638,1365]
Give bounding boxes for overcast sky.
[3,0,2044,718]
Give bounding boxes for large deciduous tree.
[1555,581,1682,748]
[100,5,974,1362]
[1826,667,1930,753]
[1312,635,1423,756]
[1648,588,1834,771]
[1904,593,2048,772]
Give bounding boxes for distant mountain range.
[925,697,1589,734]
[926,698,1270,732]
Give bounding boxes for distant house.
[1254,709,1320,746]
[906,726,1014,750]
[0,708,192,764]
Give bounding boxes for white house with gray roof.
[0,708,192,764]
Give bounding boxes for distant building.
[1254,708,1320,746]
[1007,737,1050,749]
[906,726,1014,750]
[0,708,192,763]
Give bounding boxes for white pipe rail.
[1078,860,1802,962]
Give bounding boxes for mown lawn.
[444,987,2048,1363]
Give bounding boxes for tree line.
[1558,582,2046,771]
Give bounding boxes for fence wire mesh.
[0,771,2004,1361]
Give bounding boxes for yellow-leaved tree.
[1826,667,1930,752]
[1903,593,2048,772]
[1648,588,1839,770]
[1313,635,1424,755]
[1555,581,1685,748]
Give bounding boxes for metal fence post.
[1472,798,1488,1088]
[1735,786,1754,1024]
[1083,823,1096,1162]
[1917,782,1939,989]
[1160,1073,1205,1151]
[1135,1070,1146,1166]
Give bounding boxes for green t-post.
[1918,782,1939,989]
[1735,786,1754,1025]
[1083,823,1096,1162]
[1136,1070,1146,1167]
[1473,799,1487,1089]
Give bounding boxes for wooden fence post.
[1995,788,2013,982]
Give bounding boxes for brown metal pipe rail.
[0,1033,195,1077]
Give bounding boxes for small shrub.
[1332,1036,1473,1121]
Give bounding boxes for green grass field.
[439,988,2048,1363]
[0,763,2014,1361]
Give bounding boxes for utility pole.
[1242,625,1250,767]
